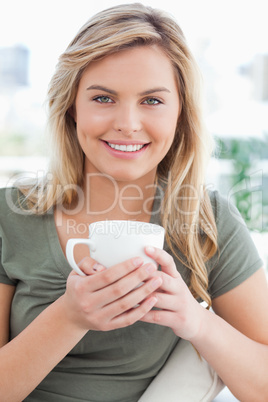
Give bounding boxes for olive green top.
[0,187,262,401]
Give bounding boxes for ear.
[68,105,76,122]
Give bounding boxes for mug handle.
[66,238,96,276]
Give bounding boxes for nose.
[113,104,142,136]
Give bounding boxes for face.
[74,45,180,184]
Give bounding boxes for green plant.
[215,136,268,232]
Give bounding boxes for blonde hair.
[20,3,217,306]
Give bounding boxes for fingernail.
[151,277,162,289]
[145,264,156,274]
[147,297,157,307]
[146,246,155,254]
[132,257,144,267]
[93,263,105,272]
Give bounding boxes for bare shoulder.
[212,268,268,344]
[0,283,15,347]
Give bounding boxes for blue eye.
[94,96,113,103]
[143,98,161,105]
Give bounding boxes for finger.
[149,290,177,311]
[103,274,162,311]
[140,308,175,327]
[77,257,106,275]
[86,256,145,292]
[109,296,158,329]
[144,247,180,278]
[151,270,182,295]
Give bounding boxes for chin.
[108,165,157,185]
[110,172,141,183]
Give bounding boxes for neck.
[81,170,157,221]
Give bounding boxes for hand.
[62,256,162,332]
[76,257,107,275]
[140,247,207,341]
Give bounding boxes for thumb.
[75,257,106,275]
[144,246,180,278]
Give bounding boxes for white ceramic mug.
[66,220,165,276]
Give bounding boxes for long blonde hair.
[20,3,217,306]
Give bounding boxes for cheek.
[151,112,178,145]
[165,109,179,144]
[76,112,110,137]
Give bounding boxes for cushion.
[138,338,225,402]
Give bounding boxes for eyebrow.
[86,85,117,95]
[86,85,171,96]
[139,87,171,96]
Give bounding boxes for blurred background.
[0,0,267,270]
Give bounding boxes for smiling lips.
[107,142,146,152]
[101,140,149,159]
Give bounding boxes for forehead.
[79,45,178,89]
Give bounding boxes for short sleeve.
[0,188,19,286]
[207,192,263,299]
[0,237,17,286]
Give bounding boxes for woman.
[0,3,267,401]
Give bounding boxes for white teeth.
[107,143,145,152]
